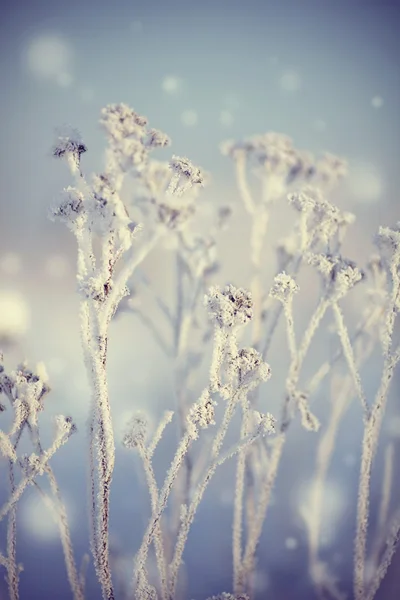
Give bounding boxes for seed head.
[269,272,299,304]
[52,125,87,174]
[187,390,216,436]
[122,412,149,449]
[206,284,253,329]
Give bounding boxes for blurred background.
[1,0,400,598]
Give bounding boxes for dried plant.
[1,103,399,600]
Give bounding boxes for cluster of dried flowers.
[1,105,399,600]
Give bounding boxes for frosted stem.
[332,302,369,418]
[354,349,400,600]
[133,432,193,594]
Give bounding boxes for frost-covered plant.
[222,132,400,599]
[0,358,81,600]
[49,105,205,600]
[1,105,400,600]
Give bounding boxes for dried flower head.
[55,415,77,439]
[206,284,253,329]
[289,187,355,248]
[222,133,322,193]
[288,187,323,213]
[253,132,299,176]
[100,103,148,141]
[230,347,271,388]
[49,187,86,230]
[251,410,276,435]
[187,390,216,436]
[276,234,299,270]
[122,412,149,449]
[377,224,400,250]
[52,125,87,174]
[146,128,171,149]
[269,272,299,304]
[314,152,348,185]
[168,156,205,196]
[308,253,364,299]
[8,362,51,407]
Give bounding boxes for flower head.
[230,347,271,389]
[251,410,276,435]
[52,125,87,174]
[269,272,299,304]
[308,253,364,300]
[168,156,205,196]
[49,187,86,230]
[187,390,216,437]
[54,415,77,439]
[206,284,253,329]
[0,362,51,427]
[289,187,355,248]
[378,224,400,248]
[376,224,400,269]
[0,290,30,345]
[314,152,348,186]
[146,128,171,149]
[100,103,148,141]
[122,411,149,449]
